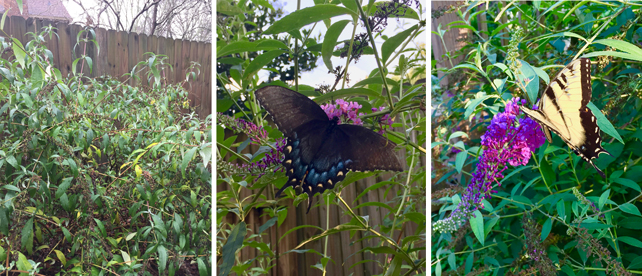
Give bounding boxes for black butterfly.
[255,86,403,212]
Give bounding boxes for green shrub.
[0,24,211,275]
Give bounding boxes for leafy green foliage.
[432,2,642,275]
[0,24,211,275]
[217,0,426,275]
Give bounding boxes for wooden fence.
[2,15,211,118]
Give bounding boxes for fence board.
[95,28,109,77]
[26,17,35,36]
[204,43,212,116]
[84,27,97,77]
[182,40,193,103]
[119,31,129,82]
[68,24,81,74]
[138,33,148,86]
[42,20,60,73]
[128,32,139,84]
[107,30,117,79]
[56,21,72,77]
[173,37,183,84]
[164,36,175,84]
[188,41,199,105]
[11,16,26,44]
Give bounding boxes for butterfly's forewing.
[256,86,328,136]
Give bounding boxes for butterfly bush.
[217,113,285,178]
[433,98,546,233]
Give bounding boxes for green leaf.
[381,24,418,64]
[0,246,5,262]
[322,20,350,71]
[217,40,287,58]
[54,249,67,266]
[599,189,610,210]
[593,39,642,57]
[613,178,641,192]
[0,209,6,235]
[448,131,468,141]
[0,9,9,30]
[21,218,34,254]
[85,56,93,74]
[464,95,494,118]
[619,236,642,249]
[16,252,33,272]
[67,158,78,177]
[197,257,209,276]
[364,2,419,20]
[587,102,623,144]
[455,151,467,173]
[629,255,642,269]
[385,254,402,276]
[518,59,540,105]
[11,38,26,68]
[583,51,641,62]
[5,155,18,169]
[219,222,247,276]
[55,177,73,199]
[541,218,552,241]
[181,147,199,178]
[470,210,485,245]
[158,245,168,273]
[94,218,106,237]
[152,213,167,238]
[243,50,286,80]
[620,203,641,217]
[200,143,212,168]
[264,5,357,35]
[447,253,456,272]
[31,66,44,88]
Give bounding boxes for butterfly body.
[519,58,611,177]
[256,86,402,212]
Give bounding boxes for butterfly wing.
[520,58,611,177]
[255,86,328,136]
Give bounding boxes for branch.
[128,0,161,33]
[101,0,126,31]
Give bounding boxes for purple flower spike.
[433,97,546,233]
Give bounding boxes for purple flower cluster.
[226,138,286,178]
[217,113,284,178]
[217,112,268,145]
[320,99,365,125]
[433,98,546,233]
[371,106,394,134]
[249,138,286,178]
